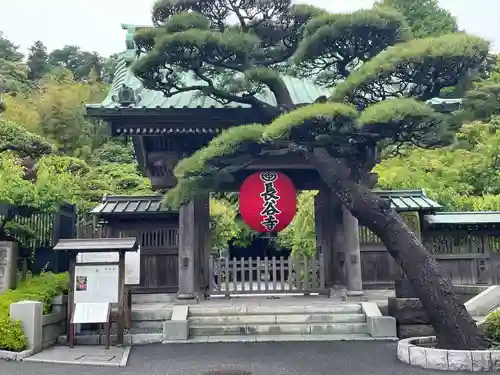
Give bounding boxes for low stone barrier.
[397,336,500,372]
[41,296,67,348]
[389,281,488,339]
[0,296,67,361]
[388,297,434,338]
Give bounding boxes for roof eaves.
[54,238,138,252]
[102,195,163,203]
[374,189,426,197]
[424,211,500,225]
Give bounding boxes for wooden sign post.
[53,238,138,348]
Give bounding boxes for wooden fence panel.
[209,255,327,296]
[360,249,498,286]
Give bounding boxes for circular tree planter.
[397,336,500,372]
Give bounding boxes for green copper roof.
[90,189,439,218]
[86,57,330,111]
[86,56,461,113]
[90,195,172,216]
[85,24,461,114]
[373,189,441,212]
[84,25,330,112]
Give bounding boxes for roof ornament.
[112,84,141,107]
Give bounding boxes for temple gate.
[84,25,444,301]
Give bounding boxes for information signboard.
[77,247,140,285]
[72,302,110,324]
[74,264,119,303]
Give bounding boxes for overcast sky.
[1,0,499,57]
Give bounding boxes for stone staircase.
[183,303,392,342]
[58,295,397,345]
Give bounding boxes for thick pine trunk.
[308,148,487,350]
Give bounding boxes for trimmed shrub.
[485,311,500,346]
[0,272,68,352]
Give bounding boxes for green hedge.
[0,272,68,352]
[486,311,500,347]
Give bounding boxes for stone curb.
[0,349,34,361]
[397,336,500,372]
[57,332,163,346]
[22,347,131,368]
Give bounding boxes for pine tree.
[133,0,489,349]
[27,41,49,81]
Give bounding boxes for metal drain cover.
[203,370,251,375]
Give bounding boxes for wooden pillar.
[315,188,332,287]
[178,201,196,300]
[194,194,210,295]
[66,254,76,345]
[342,207,363,296]
[315,187,346,288]
[116,250,126,345]
[315,173,376,294]
[178,196,209,301]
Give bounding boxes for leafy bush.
[0,272,68,352]
[485,311,500,345]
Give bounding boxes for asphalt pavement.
[0,341,468,375]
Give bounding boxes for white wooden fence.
[209,255,327,296]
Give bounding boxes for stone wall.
[388,297,434,338]
[7,296,67,356]
[388,281,487,339]
[41,296,67,348]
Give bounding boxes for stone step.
[188,304,362,317]
[131,320,164,330]
[168,333,391,343]
[131,307,173,322]
[189,322,368,336]
[188,313,366,325]
[132,293,176,304]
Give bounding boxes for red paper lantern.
[239,171,297,233]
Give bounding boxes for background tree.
[27,41,50,81]
[462,56,500,121]
[48,45,104,82]
[3,72,109,156]
[374,0,458,38]
[102,53,120,83]
[0,32,31,102]
[0,32,23,62]
[0,28,244,265]
[0,119,58,243]
[374,0,491,101]
[132,0,489,349]
[0,59,30,109]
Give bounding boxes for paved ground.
[23,345,130,367]
[1,341,469,375]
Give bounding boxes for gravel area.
[1,341,470,375]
